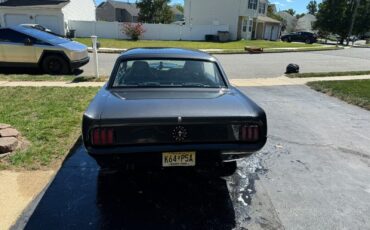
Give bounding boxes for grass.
[308,79,370,110]
[0,74,108,82]
[287,70,370,78]
[0,87,99,170]
[74,38,323,50]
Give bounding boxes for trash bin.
[68,29,76,38]
[218,31,230,42]
[205,34,218,41]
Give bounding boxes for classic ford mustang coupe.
[82,48,267,175]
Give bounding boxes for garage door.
[5,14,32,26]
[35,15,61,35]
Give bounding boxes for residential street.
[81,48,370,78]
[19,84,370,230]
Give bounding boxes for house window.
[248,19,253,32]
[242,18,248,32]
[248,0,258,10]
[259,3,266,14]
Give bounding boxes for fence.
[68,20,229,41]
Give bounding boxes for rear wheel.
[305,38,312,44]
[42,55,70,75]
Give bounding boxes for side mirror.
[24,38,33,46]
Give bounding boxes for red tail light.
[240,125,259,142]
[91,128,114,146]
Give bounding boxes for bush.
[122,23,146,41]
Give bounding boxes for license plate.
[162,152,196,167]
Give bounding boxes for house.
[96,0,184,23]
[277,11,297,33]
[0,0,96,35]
[96,0,139,22]
[295,14,316,32]
[184,0,281,41]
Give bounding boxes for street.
[82,48,370,78]
[20,84,370,230]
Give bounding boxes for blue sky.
[95,0,320,14]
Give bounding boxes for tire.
[287,37,292,43]
[217,161,237,177]
[305,39,312,44]
[42,55,70,75]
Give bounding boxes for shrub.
[122,23,146,41]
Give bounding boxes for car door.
[0,28,36,64]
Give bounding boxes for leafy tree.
[314,0,370,44]
[307,1,318,15]
[137,0,174,24]
[296,13,306,19]
[285,8,296,16]
[174,3,184,13]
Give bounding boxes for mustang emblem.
[172,126,188,142]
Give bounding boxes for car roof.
[119,48,217,62]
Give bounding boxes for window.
[112,59,226,88]
[248,19,253,32]
[248,0,258,10]
[0,29,29,43]
[242,18,248,32]
[259,3,266,14]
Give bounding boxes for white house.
[0,0,96,35]
[184,0,281,41]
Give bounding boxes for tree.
[314,0,370,44]
[174,3,184,13]
[296,13,306,19]
[285,8,296,16]
[307,1,318,15]
[137,0,174,24]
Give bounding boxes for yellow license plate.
[162,152,196,167]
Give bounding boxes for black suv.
[281,32,318,44]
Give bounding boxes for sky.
[95,0,321,14]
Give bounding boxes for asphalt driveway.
[20,84,370,230]
[81,48,370,78]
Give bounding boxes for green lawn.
[74,38,323,50]
[0,74,107,82]
[308,79,370,110]
[287,70,370,78]
[0,87,99,170]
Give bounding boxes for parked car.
[281,31,317,44]
[82,48,268,176]
[0,25,89,74]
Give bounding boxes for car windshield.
[112,59,227,88]
[22,28,69,44]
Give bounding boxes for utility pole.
[347,0,360,46]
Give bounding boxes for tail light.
[91,128,114,146]
[239,125,259,142]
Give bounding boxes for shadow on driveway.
[24,142,236,230]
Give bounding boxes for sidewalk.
[1,75,370,88]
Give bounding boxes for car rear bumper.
[70,56,90,69]
[86,142,265,161]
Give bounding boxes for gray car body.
[0,25,89,68]
[82,48,267,162]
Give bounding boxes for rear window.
[112,59,227,88]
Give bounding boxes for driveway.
[81,48,370,78]
[20,84,370,230]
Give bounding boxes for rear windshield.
[22,28,69,44]
[112,59,226,88]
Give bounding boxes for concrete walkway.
[1,75,370,88]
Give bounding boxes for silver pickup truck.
[0,25,89,75]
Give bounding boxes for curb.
[87,46,344,55]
